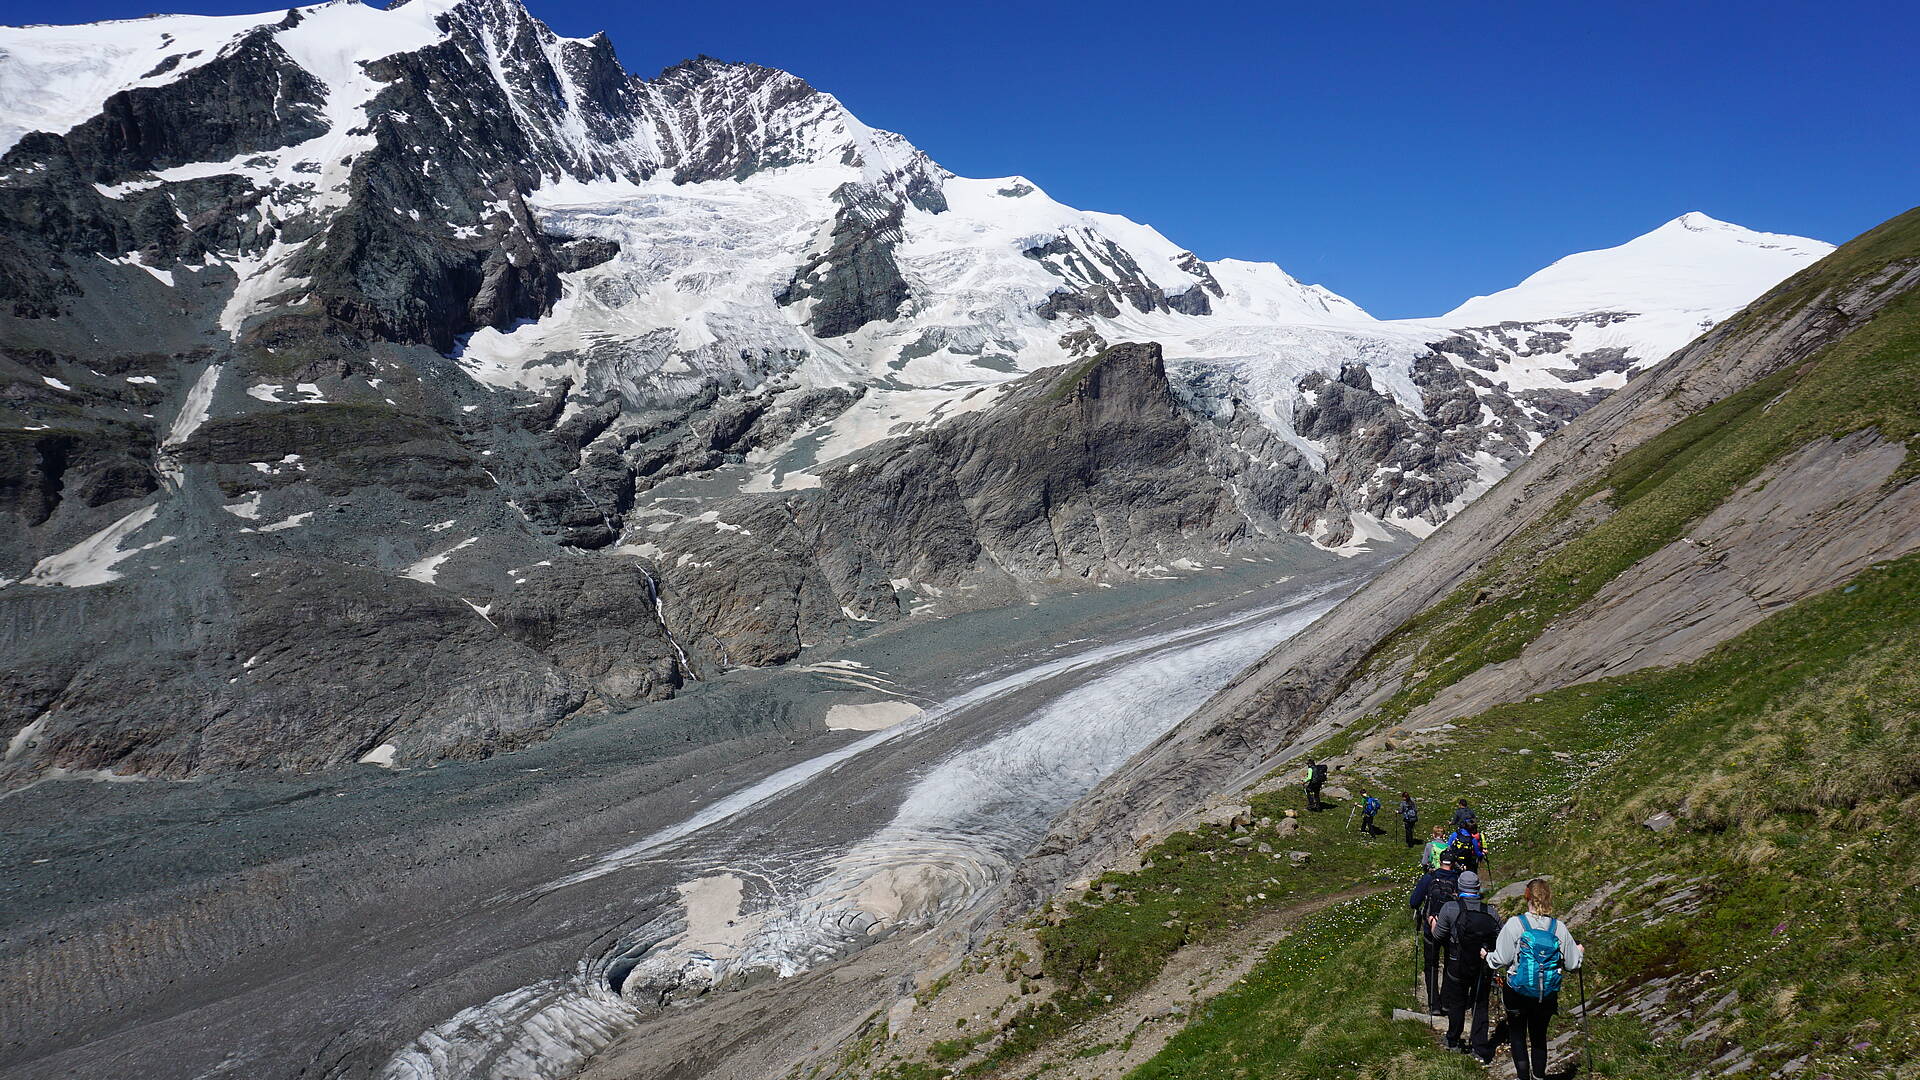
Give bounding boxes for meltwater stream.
[379,578,1357,1080]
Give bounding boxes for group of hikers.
[1303,759,1587,1080]
[1302,758,1488,860]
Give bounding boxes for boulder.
[886,997,916,1034]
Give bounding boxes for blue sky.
[16,0,1919,317]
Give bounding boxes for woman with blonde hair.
[1487,878,1584,1080]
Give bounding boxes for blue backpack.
[1509,914,1564,998]
[1364,796,1381,816]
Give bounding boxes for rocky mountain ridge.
[0,0,1831,782]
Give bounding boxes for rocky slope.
[0,0,1830,783]
[818,208,1919,1080]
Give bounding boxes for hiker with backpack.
[1360,791,1381,838]
[1444,827,1484,872]
[1304,758,1327,812]
[1422,825,1449,870]
[1408,852,1461,1012]
[1431,870,1500,1063]
[1451,798,1477,832]
[1399,792,1418,847]
[1488,879,1585,1080]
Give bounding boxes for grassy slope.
[1134,553,1919,1080]
[858,209,1920,1080]
[1369,209,1920,724]
[1112,210,1920,1079]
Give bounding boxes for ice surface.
[162,363,222,447]
[403,537,478,583]
[822,701,922,731]
[1431,212,1834,361]
[18,504,171,587]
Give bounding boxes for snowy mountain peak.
[0,0,1839,579]
[1673,209,1730,230]
[0,0,471,155]
[1437,212,1834,335]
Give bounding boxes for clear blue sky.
[14,0,1919,317]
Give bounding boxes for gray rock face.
[618,343,1338,670]
[815,342,1287,585]
[778,185,912,338]
[493,559,684,703]
[1025,233,1217,321]
[60,28,330,182]
[0,558,590,780]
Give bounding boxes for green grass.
[1121,553,1920,1080]
[1716,206,1920,338]
[965,796,1411,1071]
[1130,892,1481,1080]
[1038,347,1117,403]
[1358,211,1920,724]
[869,207,1920,1080]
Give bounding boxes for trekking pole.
[1578,965,1596,1075]
[1418,917,1435,1033]
[1411,912,1425,1024]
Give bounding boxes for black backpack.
[1309,763,1327,787]
[1448,900,1502,965]
[1421,874,1460,929]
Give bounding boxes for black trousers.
[1444,965,1492,1055]
[1421,935,1443,1008]
[1404,819,1417,846]
[1306,786,1322,811]
[1502,986,1558,1079]
[1361,813,1375,835]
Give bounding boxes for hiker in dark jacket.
[1408,854,1460,1011]
[1488,879,1584,1080]
[1303,758,1327,811]
[1399,793,1418,847]
[1451,798,1477,832]
[1431,870,1501,1062]
[1445,826,1485,872]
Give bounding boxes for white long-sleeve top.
[1486,912,1584,972]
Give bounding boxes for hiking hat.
[1457,871,1481,894]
